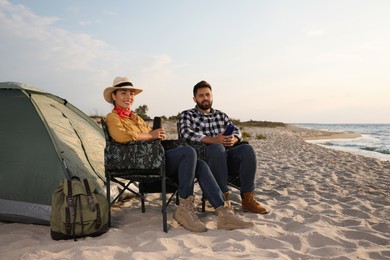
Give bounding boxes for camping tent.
[0,82,107,225]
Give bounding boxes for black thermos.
[153,116,162,130]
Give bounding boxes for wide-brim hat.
[103,76,143,103]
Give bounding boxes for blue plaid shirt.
[179,107,242,142]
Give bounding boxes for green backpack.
[50,178,109,240]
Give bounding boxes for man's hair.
[193,80,212,96]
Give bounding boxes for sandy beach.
[1,124,389,260]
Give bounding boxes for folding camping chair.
[102,119,178,233]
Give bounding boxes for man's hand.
[222,134,237,147]
[202,134,238,146]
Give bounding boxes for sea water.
[296,124,390,161]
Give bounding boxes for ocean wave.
[362,146,377,152]
[361,147,390,155]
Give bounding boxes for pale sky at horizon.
[1,0,389,123]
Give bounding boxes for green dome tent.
[0,82,107,225]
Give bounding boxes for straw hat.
[103,76,143,103]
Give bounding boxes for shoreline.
[302,131,361,140]
[286,124,362,140]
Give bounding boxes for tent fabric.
[0,82,107,225]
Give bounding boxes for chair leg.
[106,172,111,227]
[141,193,146,213]
[201,196,206,212]
[161,172,168,233]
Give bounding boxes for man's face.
[194,87,213,111]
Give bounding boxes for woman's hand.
[150,128,166,140]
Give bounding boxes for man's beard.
[196,100,212,110]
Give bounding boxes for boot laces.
[182,198,200,222]
[189,207,200,222]
[219,206,235,218]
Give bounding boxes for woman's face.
[112,89,135,109]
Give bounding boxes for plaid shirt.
[179,106,242,142]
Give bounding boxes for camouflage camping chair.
[102,119,178,233]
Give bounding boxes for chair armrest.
[184,140,207,161]
[105,140,165,170]
[161,139,188,151]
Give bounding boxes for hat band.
[114,82,133,87]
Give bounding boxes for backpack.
[50,178,109,240]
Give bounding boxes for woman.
[103,76,253,232]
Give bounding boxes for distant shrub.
[242,131,252,138]
[230,118,241,125]
[256,134,266,140]
[168,112,181,121]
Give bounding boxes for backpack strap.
[65,179,77,240]
[95,204,102,229]
[66,180,75,216]
[83,179,96,212]
[82,179,102,229]
[72,195,80,241]
[65,207,71,236]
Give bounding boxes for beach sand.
[1,124,389,259]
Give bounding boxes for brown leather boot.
[241,192,270,214]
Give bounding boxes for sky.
[0,0,389,123]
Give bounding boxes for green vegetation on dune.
[231,119,286,128]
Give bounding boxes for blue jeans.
[165,146,225,208]
[195,160,225,208]
[205,143,257,193]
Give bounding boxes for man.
[179,80,269,214]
